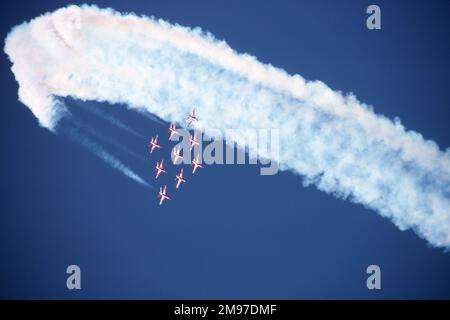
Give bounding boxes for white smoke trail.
[74,100,143,137]
[4,5,450,247]
[62,120,150,188]
[138,109,165,125]
[68,114,146,161]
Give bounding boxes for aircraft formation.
[149,109,203,205]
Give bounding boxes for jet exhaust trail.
[67,114,146,161]
[62,121,151,188]
[4,5,450,248]
[74,100,143,138]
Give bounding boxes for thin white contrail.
[4,5,450,248]
[74,100,143,137]
[62,122,151,188]
[138,109,165,125]
[68,115,146,161]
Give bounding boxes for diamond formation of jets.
[149,109,205,205]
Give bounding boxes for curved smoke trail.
[4,5,450,247]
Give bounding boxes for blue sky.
[0,0,449,299]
